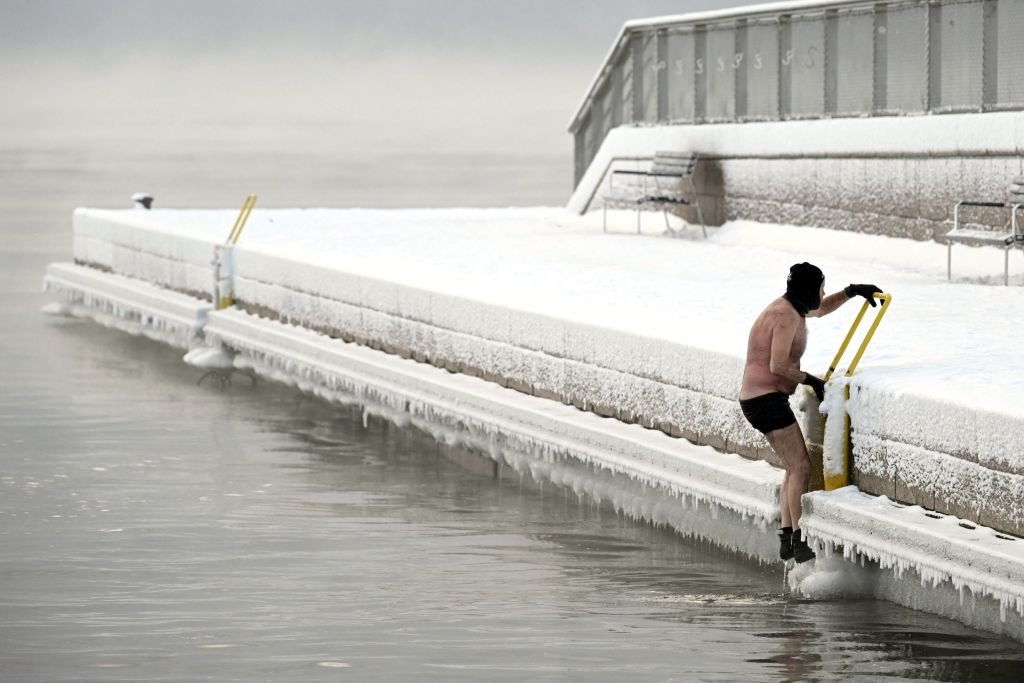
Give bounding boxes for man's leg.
[766,423,815,562]
[776,470,793,561]
[766,423,811,528]
[779,471,792,529]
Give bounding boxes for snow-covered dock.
[44,206,1024,640]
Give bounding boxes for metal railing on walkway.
[570,0,1024,187]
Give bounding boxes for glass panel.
[937,0,983,110]
[996,0,1024,106]
[885,3,928,113]
[835,10,875,114]
[704,24,737,121]
[666,29,695,122]
[640,32,659,122]
[788,14,825,117]
[620,42,635,124]
[744,20,779,119]
[599,83,614,138]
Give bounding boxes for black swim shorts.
[739,392,796,434]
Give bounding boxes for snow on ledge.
[567,114,1024,214]
[44,262,209,350]
[801,486,1024,627]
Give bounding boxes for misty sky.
[1,1,770,158]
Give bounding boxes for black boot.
[777,527,793,561]
[792,529,816,564]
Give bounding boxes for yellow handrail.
[822,292,892,490]
[845,293,891,377]
[214,194,257,310]
[823,302,869,382]
[226,194,257,245]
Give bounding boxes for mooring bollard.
[132,192,153,210]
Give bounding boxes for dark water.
[2,136,1024,682]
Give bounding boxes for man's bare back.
[740,297,806,400]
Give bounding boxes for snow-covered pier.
[44,206,1024,640]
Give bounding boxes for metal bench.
[946,199,1024,286]
[603,151,705,237]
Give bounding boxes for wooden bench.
[946,199,1024,286]
[603,151,705,237]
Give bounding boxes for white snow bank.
[799,486,1024,638]
[68,206,1024,476]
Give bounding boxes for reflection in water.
[755,629,824,683]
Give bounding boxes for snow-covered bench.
[946,197,1024,286]
[603,151,705,238]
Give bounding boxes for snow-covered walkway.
[73,206,1024,408]
[69,208,1024,447]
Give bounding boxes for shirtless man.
[739,262,880,563]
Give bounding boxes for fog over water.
[0,0,768,206]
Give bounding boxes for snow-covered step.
[43,262,210,349]
[204,307,783,526]
[802,487,1024,625]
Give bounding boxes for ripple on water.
[639,593,790,607]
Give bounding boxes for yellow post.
[823,303,870,382]
[844,293,892,376]
[226,194,257,245]
[215,194,257,310]
[822,293,892,491]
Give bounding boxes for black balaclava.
[784,262,824,316]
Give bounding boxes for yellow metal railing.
[214,194,257,310]
[821,292,892,491]
[226,194,257,246]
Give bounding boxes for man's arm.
[768,316,806,383]
[809,283,883,318]
[808,291,849,318]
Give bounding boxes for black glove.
[845,283,882,306]
[803,372,826,402]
